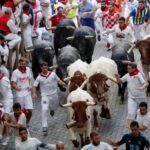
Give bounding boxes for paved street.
[1,40,150,150]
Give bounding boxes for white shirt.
[11,67,33,97]
[34,71,60,96]
[104,24,135,43]
[0,76,13,100]
[81,142,113,150]
[7,19,18,34]
[22,14,32,34]
[121,72,147,99]
[127,0,138,12]
[16,137,56,150]
[136,110,150,129]
[10,112,27,136]
[39,0,51,16]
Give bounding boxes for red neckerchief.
[22,11,30,16]
[129,69,140,76]
[120,24,127,31]
[40,71,52,78]
[18,66,26,74]
[14,111,23,122]
[0,74,4,80]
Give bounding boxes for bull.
[111,42,134,102]
[65,59,88,92]
[67,26,96,63]
[54,19,76,57]
[60,88,96,148]
[83,57,118,119]
[32,40,54,78]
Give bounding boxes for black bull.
[69,26,96,63]
[56,45,80,80]
[54,19,76,57]
[32,40,53,79]
[111,42,134,102]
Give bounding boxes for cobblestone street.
[1,41,150,150]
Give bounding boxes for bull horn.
[85,35,94,39]
[45,26,56,30]
[63,77,71,82]
[121,60,136,65]
[65,26,75,30]
[106,75,117,83]
[66,120,76,129]
[49,65,58,70]
[80,78,89,89]
[66,36,74,40]
[127,44,136,54]
[86,101,96,106]
[60,102,72,108]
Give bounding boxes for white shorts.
[16,94,33,110]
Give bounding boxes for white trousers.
[127,97,147,120]
[133,24,146,41]
[1,98,13,114]
[5,33,21,50]
[102,33,114,48]
[33,11,42,33]
[41,93,58,127]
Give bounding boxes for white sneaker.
[1,137,9,146]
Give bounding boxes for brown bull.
[88,73,111,119]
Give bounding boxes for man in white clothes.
[16,127,56,150]
[0,69,13,114]
[102,16,135,48]
[116,63,148,125]
[11,57,33,124]
[81,131,113,150]
[33,62,66,135]
[136,102,150,140]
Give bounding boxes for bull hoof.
[72,140,80,148]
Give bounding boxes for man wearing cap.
[11,57,33,124]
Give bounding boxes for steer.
[65,59,89,92]
[84,57,118,119]
[60,88,96,148]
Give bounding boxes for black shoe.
[107,48,112,51]
[97,35,101,41]
[50,110,54,116]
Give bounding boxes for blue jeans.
[80,18,95,30]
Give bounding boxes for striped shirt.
[130,7,150,25]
